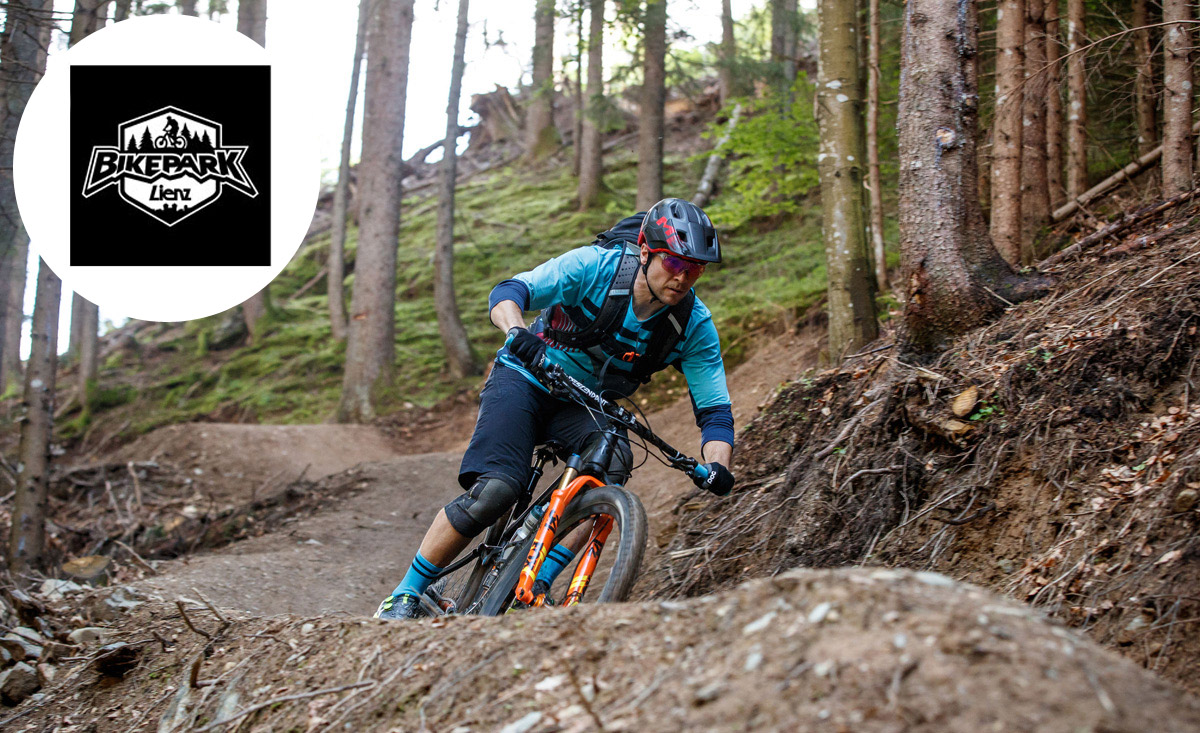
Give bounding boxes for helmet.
[639,198,721,264]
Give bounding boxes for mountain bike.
[418,359,712,617]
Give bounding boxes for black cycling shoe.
[374,593,426,620]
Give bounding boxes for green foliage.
[705,74,821,230]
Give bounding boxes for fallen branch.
[194,681,375,732]
[692,102,742,208]
[1052,119,1200,222]
[175,599,212,640]
[1042,187,1200,267]
[287,266,329,302]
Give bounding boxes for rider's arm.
[677,311,735,452]
[489,299,527,333]
[702,440,733,466]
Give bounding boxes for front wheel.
[477,485,647,616]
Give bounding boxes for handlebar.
[531,358,710,482]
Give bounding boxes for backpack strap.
[627,291,694,383]
[542,247,639,349]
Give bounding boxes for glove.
[693,462,735,496]
[507,327,547,369]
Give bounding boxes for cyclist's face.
[640,245,704,305]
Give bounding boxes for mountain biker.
[163,116,179,140]
[376,198,736,620]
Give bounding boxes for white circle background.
[14,15,322,322]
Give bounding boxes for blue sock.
[537,545,577,587]
[391,552,443,598]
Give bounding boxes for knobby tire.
[477,485,647,616]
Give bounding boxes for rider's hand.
[507,327,547,369]
[693,462,735,496]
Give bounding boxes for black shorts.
[458,362,632,493]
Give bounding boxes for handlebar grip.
[691,463,710,481]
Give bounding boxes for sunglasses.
[656,253,707,278]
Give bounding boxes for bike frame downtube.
[562,514,613,607]
[515,468,603,605]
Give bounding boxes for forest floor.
[6,204,1200,729]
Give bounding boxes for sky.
[25,0,766,356]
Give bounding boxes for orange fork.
[514,473,603,605]
[562,514,614,607]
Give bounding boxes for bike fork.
[515,462,603,606]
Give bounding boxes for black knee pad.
[444,476,522,538]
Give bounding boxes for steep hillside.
[650,198,1200,691]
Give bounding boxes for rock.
[807,602,834,624]
[742,611,776,635]
[997,558,1015,574]
[39,579,85,602]
[499,712,543,733]
[85,586,144,622]
[1173,489,1198,513]
[36,662,55,686]
[693,682,725,704]
[0,662,40,705]
[745,646,764,672]
[93,642,140,679]
[69,627,116,646]
[0,632,43,662]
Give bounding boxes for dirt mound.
[107,423,405,504]
[650,203,1200,691]
[11,568,1200,731]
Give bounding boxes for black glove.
[507,327,547,369]
[693,462,735,496]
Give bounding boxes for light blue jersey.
[489,245,734,447]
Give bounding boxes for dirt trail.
[124,330,819,616]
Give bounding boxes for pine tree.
[127,133,138,151]
[140,127,154,150]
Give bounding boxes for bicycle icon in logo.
[153,116,186,149]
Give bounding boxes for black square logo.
[71,65,271,266]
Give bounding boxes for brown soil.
[11,568,1200,732]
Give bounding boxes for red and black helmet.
[638,198,721,264]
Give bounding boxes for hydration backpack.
[540,212,695,385]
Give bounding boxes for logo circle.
[15,15,321,322]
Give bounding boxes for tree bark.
[8,258,61,574]
[637,0,668,211]
[572,2,584,177]
[1044,0,1065,210]
[898,0,1042,356]
[771,0,798,82]
[69,0,108,45]
[990,0,1024,265]
[237,0,269,336]
[178,0,197,15]
[330,0,370,342]
[817,0,877,358]
[577,0,606,210]
[1065,0,1087,199]
[692,102,741,208]
[866,0,887,292]
[338,0,413,422]
[78,299,98,409]
[1161,0,1192,195]
[1133,0,1157,156]
[0,1,52,394]
[68,293,83,360]
[719,0,735,104]
[114,0,131,21]
[237,0,266,45]
[1020,0,1048,262]
[435,0,480,380]
[526,0,558,161]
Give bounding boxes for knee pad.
[444,476,522,538]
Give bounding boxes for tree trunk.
[771,0,798,81]
[898,0,1041,355]
[330,0,370,342]
[0,1,52,394]
[526,0,558,161]
[178,0,197,15]
[692,102,741,208]
[1133,0,1157,156]
[719,0,735,103]
[435,0,480,380]
[572,2,584,177]
[78,300,99,409]
[237,0,268,336]
[338,0,414,422]
[1161,0,1193,195]
[69,0,107,45]
[577,0,606,210]
[114,0,131,21]
[1020,0,1048,262]
[237,0,266,45]
[637,0,667,210]
[866,0,887,292]
[990,0,1024,265]
[8,258,61,574]
[1066,0,1087,198]
[1044,0,1065,210]
[817,0,877,358]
